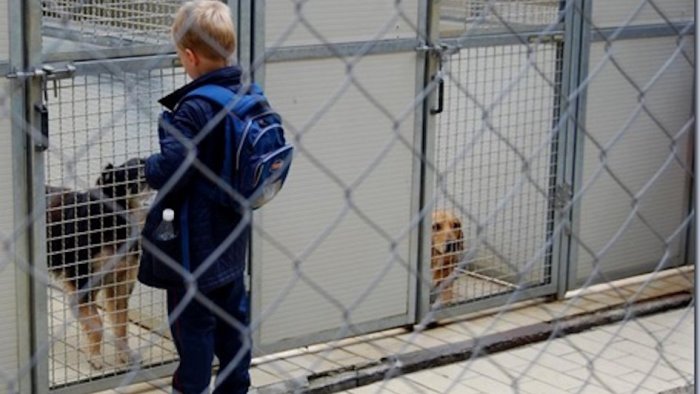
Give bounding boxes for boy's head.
[172,0,237,78]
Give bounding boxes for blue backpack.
[184,83,293,209]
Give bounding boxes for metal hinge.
[554,182,572,211]
[527,33,565,44]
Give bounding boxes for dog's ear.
[97,163,115,186]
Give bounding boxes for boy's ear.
[185,48,199,66]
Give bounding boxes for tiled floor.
[342,307,694,394]
[94,266,694,394]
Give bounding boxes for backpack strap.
[183,83,266,116]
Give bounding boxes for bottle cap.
[162,208,175,222]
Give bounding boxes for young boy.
[138,1,251,392]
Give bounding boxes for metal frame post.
[558,0,591,296]
[407,0,433,328]
[8,0,50,391]
[553,0,590,298]
[244,0,265,356]
[415,0,441,323]
[8,0,33,392]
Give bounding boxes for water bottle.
[155,208,176,241]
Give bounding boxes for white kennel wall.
[0,0,6,58]
[574,1,695,286]
[591,0,694,29]
[252,0,421,352]
[265,0,419,46]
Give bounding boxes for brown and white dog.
[46,158,150,369]
[431,210,465,304]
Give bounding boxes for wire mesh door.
[38,0,196,391]
[425,0,566,318]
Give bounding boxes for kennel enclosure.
[0,0,694,392]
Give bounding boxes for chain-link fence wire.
[0,0,694,392]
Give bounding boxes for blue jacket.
[139,66,249,292]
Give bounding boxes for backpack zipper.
[235,111,278,171]
[251,123,283,147]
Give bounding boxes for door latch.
[417,43,457,116]
[6,64,75,151]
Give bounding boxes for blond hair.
[172,0,236,61]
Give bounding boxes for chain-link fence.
[0,0,694,393]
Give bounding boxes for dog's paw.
[88,354,104,370]
[117,349,142,366]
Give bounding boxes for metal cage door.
[419,0,573,321]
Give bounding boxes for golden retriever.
[431,210,465,304]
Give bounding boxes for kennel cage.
[428,0,564,313]
[41,0,184,389]
[1,0,691,391]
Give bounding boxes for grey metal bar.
[248,28,586,65]
[590,22,695,42]
[566,0,592,293]
[27,0,50,392]
[264,38,420,63]
[441,28,565,49]
[440,23,565,38]
[678,67,695,268]
[42,45,175,64]
[407,0,431,328]
[237,0,252,72]
[13,0,50,391]
[42,54,179,77]
[415,0,441,324]
[228,0,239,51]
[252,0,265,83]
[247,0,263,362]
[8,0,33,390]
[683,43,696,267]
[42,25,162,50]
[553,0,585,299]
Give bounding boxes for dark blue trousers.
[167,278,251,394]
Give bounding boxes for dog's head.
[96,158,150,208]
[431,210,464,256]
